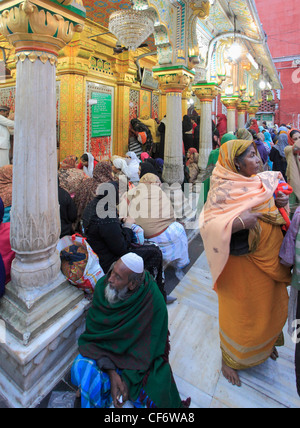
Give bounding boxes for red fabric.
[217,114,227,139]
[274,181,293,231]
[249,119,259,134]
[77,160,98,170]
[0,223,15,284]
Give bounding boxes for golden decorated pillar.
[247,104,259,120]
[193,82,221,176]
[57,34,94,161]
[0,0,88,408]
[221,95,240,133]
[153,66,194,184]
[112,52,137,156]
[237,100,250,130]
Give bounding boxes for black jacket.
[58,186,77,238]
[82,196,133,274]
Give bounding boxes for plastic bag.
[57,234,104,294]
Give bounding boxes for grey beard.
[105,283,130,304]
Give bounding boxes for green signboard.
[91,92,112,138]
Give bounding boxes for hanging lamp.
[109,3,155,51]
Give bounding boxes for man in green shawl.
[72,253,188,408]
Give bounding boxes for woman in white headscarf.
[126,151,140,184]
[77,153,97,178]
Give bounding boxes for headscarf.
[139,173,161,186]
[140,162,159,179]
[236,129,253,141]
[200,139,285,288]
[288,129,300,146]
[113,158,130,178]
[60,155,77,169]
[126,151,140,163]
[274,133,289,158]
[58,155,88,196]
[75,162,114,222]
[278,126,288,135]
[259,126,264,133]
[126,151,140,182]
[264,131,273,147]
[141,152,151,162]
[155,158,164,170]
[249,119,259,134]
[186,148,198,166]
[221,133,237,146]
[216,114,227,139]
[0,165,13,208]
[83,152,95,178]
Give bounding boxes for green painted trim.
[50,0,86,18]
[153,65,195,75]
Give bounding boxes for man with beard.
[71,253,189,409]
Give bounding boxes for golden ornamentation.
[55,0,83,5]
[15,50,58,65]
[190,0,211,19]
[0,1,84,56]
[153,68,195,93]
[193,83,221,102]
[221,96,241,109]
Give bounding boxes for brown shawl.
[0,165,12,207]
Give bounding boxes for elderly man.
[71,253,188,409]
[0,106,14,167]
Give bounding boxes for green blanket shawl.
[78,271,184,408]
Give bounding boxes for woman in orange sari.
[200,139,292,386]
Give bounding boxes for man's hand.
[107,370,129,408]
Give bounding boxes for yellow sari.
[200,140,291,370]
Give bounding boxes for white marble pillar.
[153,67,194,185]
[193,83,220,177]
[227,107,237,133]
[237,109,246,130]
[10,59,61,300]
[163,90,184,184]
[0,0,88,408]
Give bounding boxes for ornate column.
[221,95,240,133]
[237,100,250,130]
[153,66,194,184]
[57,35,94,161]
[193,82,220,177]
[247,104,259,120]
[112,52,137,156]
[0,0,88,408]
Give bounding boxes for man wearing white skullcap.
[120,252,144,274]
[74,253,188,410]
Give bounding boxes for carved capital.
[193,82,221,102]
[221,95,241,110]
[0,1,85,58]
[190,1,211,19]
[153,66,195,93]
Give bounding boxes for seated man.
[71,253,189,409]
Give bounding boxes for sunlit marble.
[168,252,300,408]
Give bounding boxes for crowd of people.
[1,107,300,408]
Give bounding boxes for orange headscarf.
[288,128,300,146]
[200,140,285,289]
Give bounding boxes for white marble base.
[168,252,300,408]
[0,298,90,408]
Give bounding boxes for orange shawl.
[200,140,285,288]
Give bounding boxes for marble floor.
[167,251,300,408]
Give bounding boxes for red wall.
[255,0,300,127]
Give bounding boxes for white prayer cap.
[120,253,144,274]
